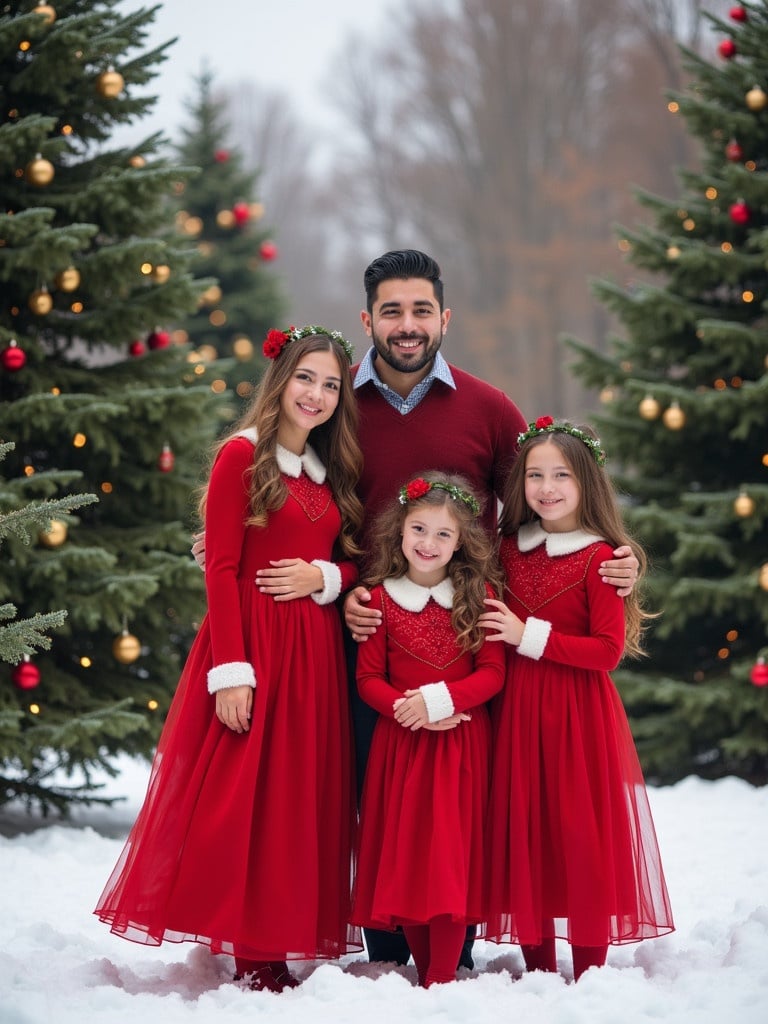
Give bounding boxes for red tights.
[403,915,468,987]
[521,919,608,981]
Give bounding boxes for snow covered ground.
[1,756,767,1023]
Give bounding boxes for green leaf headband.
[263,324,354,363]
[398,477,481,516]
[517,415,607,466]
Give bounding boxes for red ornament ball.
[1,340,26,372]
[718,39,737,59]
[259,240,278,261]
[158,444,175,473]
[214,149,230,163]
[729,6,748,22]
[232,201,250,226]
[725,139,743,162]
[129,339,146,357]
[147,329,171,350]
[729,200,751,225]
[750,659,768,687]
[12,660,41,690]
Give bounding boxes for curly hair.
[364,471,503,653]
[499,426,651,657]
[199,331,363,558]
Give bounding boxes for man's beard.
[371,330,442,375]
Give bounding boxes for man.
[341,250,637,968]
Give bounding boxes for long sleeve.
[203,438,254,670]
[518,546,625,671]
[356,589,403,718]
[438,634,506,712]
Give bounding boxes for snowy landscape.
[1,756,767,1023]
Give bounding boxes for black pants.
[345,627,476,970]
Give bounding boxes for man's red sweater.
[354,365,527,547]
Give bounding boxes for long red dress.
[351,576,505,930]
[94,433,363,962]
[485,522,674,948]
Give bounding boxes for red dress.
[94,434,363,962]
[485,523,674,948]
[351,576,505,930]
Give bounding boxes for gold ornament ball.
[25,155,54,186]
[745,85,768,111]
[151,264,171,284]
[638,395,661,420]
[38,519,68,547]
[662,403,685,430]
[129,154,146,168]
[216,209,236,229]
[112,631,142,664]
[54,266,80,292]
[97,69,125,98]
[29,288,53,315]
[733,492,755,517]
[34,3,57,24]
[759,563,768,591]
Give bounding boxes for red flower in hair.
[405,478,431,501]
[263,328,289,359]
[535,415,554,429]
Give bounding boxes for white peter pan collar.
[383,575,455,611]
[234,427,326,483]
[517,520,604,556]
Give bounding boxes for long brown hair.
[199,331,363,558]
[364,472,503,653]
[499,426,650,657]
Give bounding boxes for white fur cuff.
[207,661,256,694]
[420,681,455,723]
[310,559,342,605]
[517,617,552,660]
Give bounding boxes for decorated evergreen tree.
[0,0,221,813]
[568,2,768,784]
[173,70,285,415]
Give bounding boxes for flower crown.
[517,415,607,466]
[262,324,354,362]
[398,477,481,517]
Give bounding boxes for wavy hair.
[364,472,503,653]
[499,426,651,657]
[199,331,363,558]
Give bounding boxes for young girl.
[95,326,365,992]
[480,416,674,981]
[350,472,506,988]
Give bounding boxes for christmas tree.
[173,70,285,415]
[0,1,221,813]
[568,2,768,784]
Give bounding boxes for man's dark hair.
[363,249,444,313]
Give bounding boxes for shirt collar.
[517,520,604,556]
[234,427,326,483]
[383,575,455,611]
[353,349,456,391]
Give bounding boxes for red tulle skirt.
[484,660,674,948]
[94,588,362,962]
[352,708,492,929]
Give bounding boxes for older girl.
[95,326,364,991]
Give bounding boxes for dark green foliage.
[567,2,768,783]
[173,70,285,418]
[0,1,225,813]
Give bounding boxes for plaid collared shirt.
[353,349,456,415]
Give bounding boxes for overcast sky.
[123,0,392,145]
